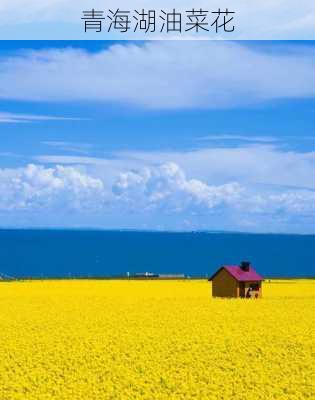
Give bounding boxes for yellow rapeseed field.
[0,279,314,400]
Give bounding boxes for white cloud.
[111,162,315,219]
[112,162,243,212]
[114,145,315,190]
[1,42,315,109]
[0,164,105,212]
[35,141,315,192]
[244,191,315,216]
[0,161,315,232]
[0,111,81,123]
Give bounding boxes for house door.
[239,282,245,298]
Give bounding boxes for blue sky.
[1,40,315,233]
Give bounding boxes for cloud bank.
[1,42,315,109]
[1,162,315,233]
[38,144,315,191]
[112,162,243,213]
[0,164,104,212]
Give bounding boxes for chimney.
[240,261,251,271]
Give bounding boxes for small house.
[209,261,263,298]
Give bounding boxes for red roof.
[209,265,264,282]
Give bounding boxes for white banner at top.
[0,0,315,40]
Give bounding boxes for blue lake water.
[0,229,314,278]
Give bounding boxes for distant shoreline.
[1,276,315,281]
[0,228,315,236]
